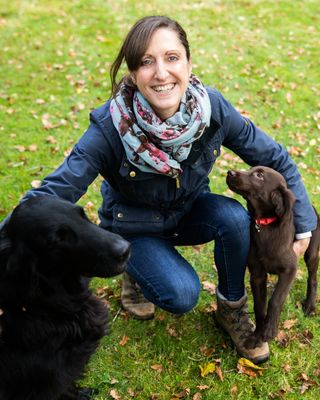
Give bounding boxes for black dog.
[0,196,130,400]
[226,166,320,348]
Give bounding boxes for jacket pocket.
[112,203,164,235]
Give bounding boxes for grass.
[0,0,320,398]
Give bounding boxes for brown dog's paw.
[303,300,316,315]
[244,334,264,349]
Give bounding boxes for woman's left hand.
[293,237,310,258]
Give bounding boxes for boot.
[214,289,269,364]
[121,272,155,320]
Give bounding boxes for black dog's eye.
[253,171,264,180]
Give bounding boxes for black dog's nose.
[114,240,131,262]
[227,170,237,177]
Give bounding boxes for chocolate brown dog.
[226,166,320,348]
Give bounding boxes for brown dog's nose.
[227,170,237,177]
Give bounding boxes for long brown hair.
[110,16,190,97]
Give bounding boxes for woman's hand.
[293,237,310,258]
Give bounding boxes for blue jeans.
[125,192,250,313]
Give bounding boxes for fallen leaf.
[230,385,238,395]
[151,364,163,373]
[282,319,297,330]
[193,393,202,400]
[215,365,224,381]
[14,145,26,152]
[119,335,129,346]
[199,362,216,377]
[202,281,216,295]
[31,180,42,188]
[110,389,121,400]
[28,144,38,152]
[199,346,215,357]
[238,358,265,370]
[196,384,209,390]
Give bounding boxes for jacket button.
[117,212,123,219]
[213,149,218,156]
[129,171,136,178]
[123,162,128,168]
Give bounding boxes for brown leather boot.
[214,289,269,364]
[121,272,155,320]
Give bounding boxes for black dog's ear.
[6,241,37,279]
[270,186,295,220]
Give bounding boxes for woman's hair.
[110,15,190,97]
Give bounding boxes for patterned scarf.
[110,74,211,178]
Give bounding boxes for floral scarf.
[110,74,211,178]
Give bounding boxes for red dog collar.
[255,217,278,226]
[255,217,277,232]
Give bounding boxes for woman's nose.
[154,61,169,80]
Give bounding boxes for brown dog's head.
[226,166,295,220]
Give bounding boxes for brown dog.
[226,166,320,348]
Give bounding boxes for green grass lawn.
[0,0,320,398]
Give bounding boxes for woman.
[0,16,316,364]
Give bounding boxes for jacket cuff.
[295,231,312,240]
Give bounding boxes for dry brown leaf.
[193,393,202,400]
[199,346,215,357]
[230,384,238,395]
[202,281,216,295]
[150,364,163,373]
[31,180,42,188]
[166,325,178,338]
[119,335,129,346]
[14,145,26,152]
[282,319,297,330]
[196,384,209,390]
[215,365,224,381]
[46,135,57,144]
[28,144,38,152]
[127,387,136,397]
[275,330,290,347]
[110,389,121,400]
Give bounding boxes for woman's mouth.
[152,83,176,93]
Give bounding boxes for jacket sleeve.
[214,90,317,234]
[22,115,114,204]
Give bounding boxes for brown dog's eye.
[253,171,264,180]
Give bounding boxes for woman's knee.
[159,276,201,314]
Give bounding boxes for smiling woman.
[0,15,317,371]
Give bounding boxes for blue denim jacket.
[21,87,317,236]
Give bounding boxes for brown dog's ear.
[270,186,295,220]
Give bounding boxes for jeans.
[125,192,250,313]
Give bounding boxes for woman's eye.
[141,59,152,66]
[168,55,178,62]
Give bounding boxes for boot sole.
[121,304,155,320]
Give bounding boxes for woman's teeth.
[153,84,175,92]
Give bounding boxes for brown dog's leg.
[261,268,297,342]
[243,268,268,349]
[303,231,320,314]
[250,269,268,333]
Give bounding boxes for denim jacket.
[21,87,317,237]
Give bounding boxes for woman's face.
[132,28,192,120]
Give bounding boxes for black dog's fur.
[0,196,130,400]
[227,166,320,347]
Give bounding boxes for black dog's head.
[5,196,130,279]
[226,166,295,220]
